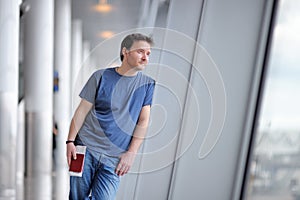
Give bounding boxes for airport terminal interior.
[1,0,300,199]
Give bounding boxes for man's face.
[124,41,151,70]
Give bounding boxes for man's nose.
[142,53,148,61]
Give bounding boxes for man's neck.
[117,64,138,76]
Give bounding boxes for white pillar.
[145,0,160,27]
[138,0,151,27]
[71,19,83,112]
[16,100,25,200]
[82,40,92,84]
[0,0,20,198]
[23,0,54,199]
[53,0,71,199]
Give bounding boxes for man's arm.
[66,99,93,166]
[116,105,151,176]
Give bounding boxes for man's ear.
[122,47,128,57]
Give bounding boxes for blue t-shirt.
[77,67,155,166]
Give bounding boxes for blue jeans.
[69,149,120,200]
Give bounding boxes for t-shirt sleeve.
[79,71,100,104]
[143,81,156,106]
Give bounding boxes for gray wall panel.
[170,0,271,199]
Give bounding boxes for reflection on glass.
[245,0,300,200]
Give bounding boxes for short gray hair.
[120,33,154,61]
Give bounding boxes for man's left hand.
[116,151,136,176]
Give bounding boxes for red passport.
[69,153,85,173]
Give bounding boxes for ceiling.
[71,0,143,50]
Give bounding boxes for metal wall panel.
[170,0,272,199]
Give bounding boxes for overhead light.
[91,0,113,13]
[98,31,115,39]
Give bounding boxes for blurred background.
[1,0,300,199]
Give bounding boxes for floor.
[14,168,69,200]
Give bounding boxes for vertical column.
[145,0,160,27]
[71,19,83,112]
[82,40,91,83]
[23,0,54,199]
[138,0,151,27]
[53,0,71,199]
[0,0,20,198]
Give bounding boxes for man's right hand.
[66,143,77,166]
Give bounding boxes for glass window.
[244,0,300,200]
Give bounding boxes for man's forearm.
[66,99,92,165]
[116,105,151,176]
[127,122,148,153]
[67,99,93,141]
[67,117,82,141]
[127,105,151,153]
[115,117,149,176]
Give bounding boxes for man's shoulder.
[140,73,155,84]
[91,68,108,79]
[93,68,106,75]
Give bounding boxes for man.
[66,33,155,200]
